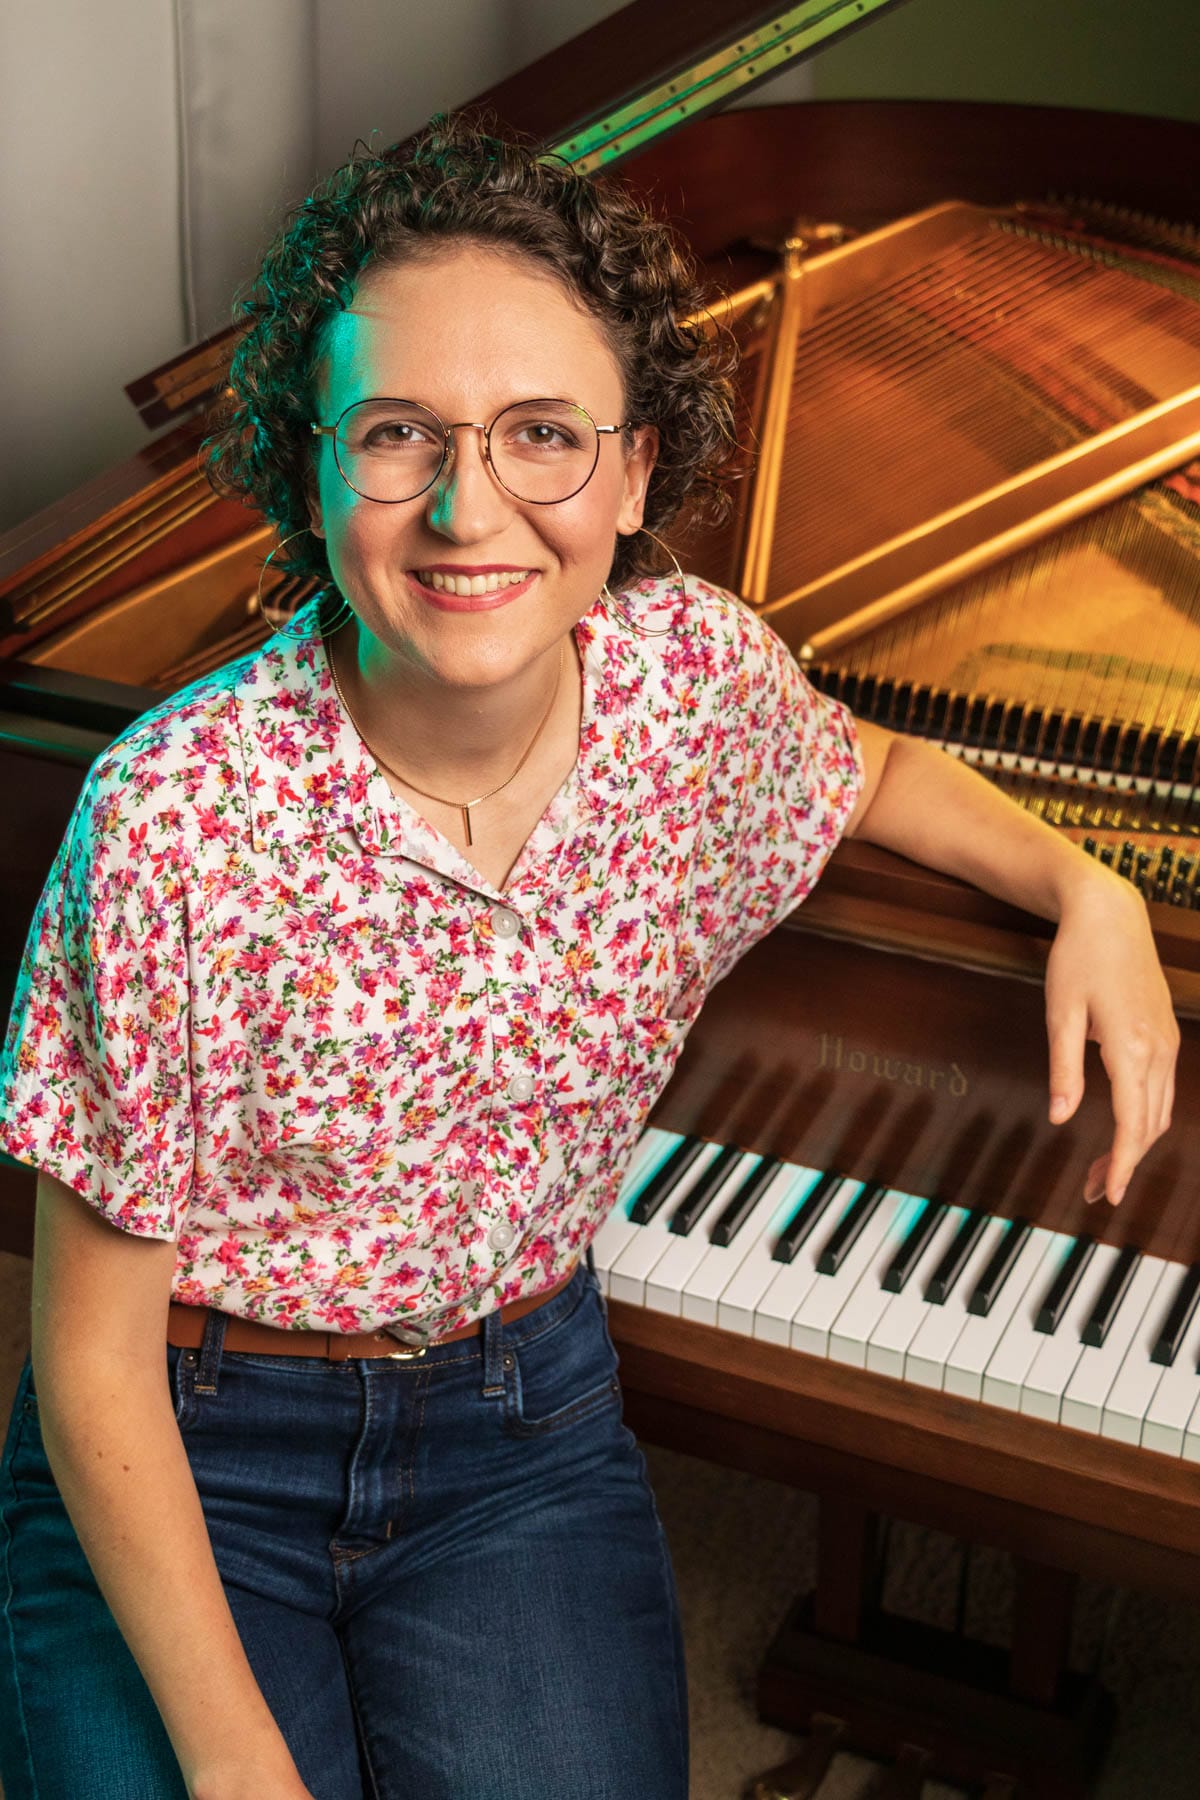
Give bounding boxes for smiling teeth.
[418,569,532,596]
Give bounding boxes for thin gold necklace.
[327,629,565,847]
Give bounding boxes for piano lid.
[123,0,910,434]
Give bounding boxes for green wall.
[811,0,1200,124]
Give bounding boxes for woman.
[0,115,1177,1800]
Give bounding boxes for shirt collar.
[233,579,688,878]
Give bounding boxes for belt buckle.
[380,1324,430,1360]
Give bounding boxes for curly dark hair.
[203,111,739,594]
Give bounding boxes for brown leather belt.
[166,1261,579,1362]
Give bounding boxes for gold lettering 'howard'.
[816,1033,969,1098]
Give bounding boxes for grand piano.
[3,5,1200,1795]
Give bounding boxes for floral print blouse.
[0,575,862,1342]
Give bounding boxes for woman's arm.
[30,1173,315,1800]
[843,718,1179,1206]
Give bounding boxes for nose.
[425,422,515,540]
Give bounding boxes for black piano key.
[1081,1244,1140,1347]
[629,1135,707,1225]
[710,1155,783,1248]
[1151,1262,1200,1367]
[668,1142,743,1235]
[967,1219,1033,1317]
[816,1181,889,1276]
[882,1200,948,1294]
[1035,1236,1096,1334]
[924,1209,990,1305]
[773,1170,844,1264]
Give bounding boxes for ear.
[305,482,326,539]
[615,425,659,535]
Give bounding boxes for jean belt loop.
[196,1309,229,1396]
[481,1302,506,1400]
[586,1243,597,1279]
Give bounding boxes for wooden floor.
[1,1251,1197,1799]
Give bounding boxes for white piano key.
[789,1189,909,1358]
[644,1150,763,1315]
[903,1214,1010,1389]
[828,1192,933,1367]
[1183,1394,1200,1463]
[980,1231,1076,1411]
[590,1128,684,1295]
[865,1206,971,1379]
[1141,1295,1200,1455]
[682,1160,811,1327]
[715,1165,830,1337]
[945,1227,1060,1402]
[1061,1256,1173,1434]
[606,1140,726,1306]
[749,1178,864,1347]
[1019,1242,1122,1422]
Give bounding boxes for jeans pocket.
[502,1283,622,1440]
[168,1345,200,1431]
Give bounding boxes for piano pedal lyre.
[745,1710,845,1800]
[753,1499,1112,1800]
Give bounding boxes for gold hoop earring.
[599,526,687,639]
[255,528,353,639]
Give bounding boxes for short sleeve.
[708,604,864,983]
[0,749,194,1239]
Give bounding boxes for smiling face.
[308,243,657,694]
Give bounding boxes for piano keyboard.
[593,1129,1200,1460]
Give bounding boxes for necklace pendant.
[461,803,474,846]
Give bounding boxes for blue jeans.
[0,1253,688,1799]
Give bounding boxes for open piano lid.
[124,0,910,434]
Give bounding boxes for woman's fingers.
[1046,1001,1088,1125]
[1097,1022,1155,1205]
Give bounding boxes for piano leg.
[752,1497,1113,1800]
[1010,1559,1075,1707]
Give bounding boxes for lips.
[407,568,537,611]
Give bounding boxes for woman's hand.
[1044,866,1180,1205]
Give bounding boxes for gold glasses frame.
[309,396,630,507]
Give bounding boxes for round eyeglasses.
[309,397,629,506]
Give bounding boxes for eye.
[363,418,438,451]
[508,418,579,452]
